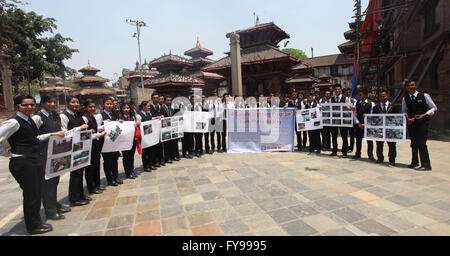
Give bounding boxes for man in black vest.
[373,89,401,165]
[32,94,71,221]
[402,80,437,171]
[162,96,180,162]
[344,88,356,153]
[330,84,352,158]
[353,88,375,160]
[150,93,165,166]
[304,94,321,153]
[320,90,332,150]
[202,95,214,154]
[289,92,303,151]
[0,95,65,234]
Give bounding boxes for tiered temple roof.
[184,38,214,58]
[225,22,290,49]
[72,61,114,97]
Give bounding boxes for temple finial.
[256,16,260,25]
[196,37,200,47]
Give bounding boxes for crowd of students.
[0,79,437,235]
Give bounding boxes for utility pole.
[354,0,362,85]
[126,19,148,100]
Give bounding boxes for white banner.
[140,119,161,148]
[45,130,92,180]
[364,114,406,142]
[321,103,354,127]
[183,111,211,133]
[296,107,323,131]
[101,121,135,153]
[161,116,184,142]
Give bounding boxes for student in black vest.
[320,90,332,150]
[161,96,180,162]
[353,88,375,160]
[83,99,107,194]
[101,97,123,186]
[119,102,140,179]
[150,93,165,166]
[137,101,156,171]
[32,94,71,220]
[330,84,352,158]
[304,94,321,154]
[158,95,173,163]
[0,95,65,234]
[188,95,202,157]
[402,80,437,171]
[290,92,304,151]
[202,95,214,154]
[344,88,356,153]
[373,89,401,165]
[60,96,91,206]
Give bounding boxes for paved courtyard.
[0,139,449,236]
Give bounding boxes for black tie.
[382,103,386,112]
[411,95,415,101]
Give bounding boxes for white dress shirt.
[401,91,438,116]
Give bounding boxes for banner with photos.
[182,111,212,133]
[321,103,354,127]
[161,116,184,142]
[45,130,92,180]
[296,107,323,131]
[364,114,406,142]
[140,119,162,149]
[102,121,136,153]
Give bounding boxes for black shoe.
[116,179,123,184]
[97,186,106,191]
[352,154,361,159]
[57,205,71,214]
[195,153,201,157]
[342,155,347,158]
[46,213,65,220]
[82,195,92,201]
[70,200,89,207]
[28,224,53,235]
[89,189,103,195]
[154,163,161,168]
[330,152,337,157]
[223,149,227,153]
[144,167,152,172]
[408,163,419,169]
[376,159,384,164]
[126,174,136,179]
[211,150,215,154]
[108,180,118,186]
[167,159,173,164]
[369,156,376,161]
[217,149,223,153]
[174,157,181,161]
[160,161,166,166]
[316,150,321,154]
[347,149,353,153]
[389,162,395,166]
[418,166,432,171]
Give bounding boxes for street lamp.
[126,19,148,101]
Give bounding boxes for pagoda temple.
[72,61,115,106]
[40,76,74,108]
[126,60,159,103]
[184,38,224,95]
[203,21,300,97]
[285,63,318,93]
[144,53,204,97]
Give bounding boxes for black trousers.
[217,120,227,151]
[355,126,373,157]
[204,132,215,152]
[102,152,119,183]
[348,125,355,150]
[85,140,102,192]
[183,133,194,156]
[376,141,397,162]
[331,127,349,155]
[122,140,137,176]
[308,130,321,152]
[408,121,431,167]
[302,131,308,147]
[155,143,164,164]
[194,133,203,153]
[148,144,159,166]
[321,127,331,149]
[296,131,302,150]
[141,147,151,169]
[9,156,43,231]
[69,168,85,203]
[42,176,60,216]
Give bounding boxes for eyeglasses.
[20,104,36,107]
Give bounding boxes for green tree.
[0,5,78,95]
[282,48,308,60]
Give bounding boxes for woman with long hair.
[136,101,155,172]
[119,102,141,179]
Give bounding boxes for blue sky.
[23,0,369,83]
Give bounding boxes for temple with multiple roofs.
[203,21,300,97]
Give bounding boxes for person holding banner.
[289,92,303,152]
[187,95,203,157]
[162,96,180,162]
[344,88,356,153]
[218,93,233,153]
[32,94,71,220]
[320,90,332,151]
[330,84,352,158]
[137,101,156,171]
[101,97,122,186]
[0,95,64,234]
[150,93,165,167]
[402,80,437,171]
[373,89,401,166]
[119,102,140,179]
[304,94,321,154]
[60,96,91,206]
[353,88,375,160]
[82,99,107,194]
[202,95,214,154]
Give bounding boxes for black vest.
[8,114,40,157]
[63,110,84,130]
[404,93,430,121]
[140,111,152,121]
[163,104,173,117]
[101,111,118,121]
[38,111,61,157]
[304,101,317,109]
[331,95,347,103]
[373,102,400,114]
[85,114,98,133]
[356,100,372,123]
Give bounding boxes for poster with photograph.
[45,130,92,180]
[182,111,211,133]
[321,103,354,127]
[161,116,184,142]
[364,114,406,142]
[102,121,136,153]
[140,119,161,149]
[295,107,323,131]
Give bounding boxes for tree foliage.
[0,4,78,93]
[282,48,308,60]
